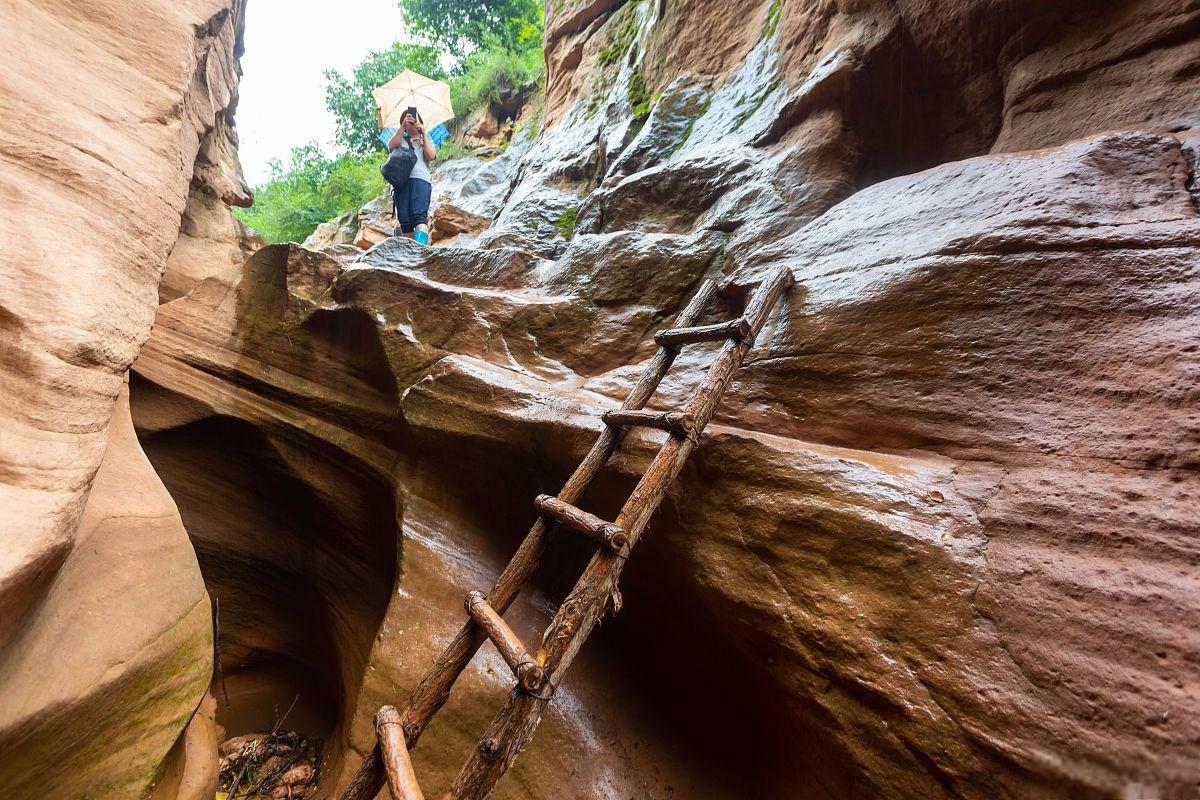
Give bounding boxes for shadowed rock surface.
[3,1,1198,799]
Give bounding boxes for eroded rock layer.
[4,0,1196,798]
[0,3,250,796]
[138,138,1197,800]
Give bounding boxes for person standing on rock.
[387,107,436,245]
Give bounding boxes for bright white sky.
[237,0,408,185]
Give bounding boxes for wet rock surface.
[273,1,1200,791]
[137,129,1199,799]
[4,0,1199,799]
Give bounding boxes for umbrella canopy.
[372,70,454,130]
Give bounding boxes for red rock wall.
[48,0,1196,798]
[550,0,1200,179]
[526,3,1200,795]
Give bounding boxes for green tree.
[234,144,387,243]
[397,0,543,53]
[324,42,445,154]
[449,42,544,117]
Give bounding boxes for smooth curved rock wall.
[116,0,1200,798]
[133,247,405,770]
[0,2,247,797]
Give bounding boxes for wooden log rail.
[464,591,545,693]
[535,494,629,557]
[601,409,695,438]
[445,267,794,799]
[654,315,751,347]
[334,280,720,800]
[376,706,425,800]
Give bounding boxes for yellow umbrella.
[372,70,454,131]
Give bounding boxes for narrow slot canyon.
[130,360,812,797]
[2,0,1197,798]
[128,271,414,789]
[129,394,401,773]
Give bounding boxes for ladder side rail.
[376,706,425,800]
[335,280,718,800]
[399,277,719,734]
[445,268,794,799]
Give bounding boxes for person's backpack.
[380,137,417,187]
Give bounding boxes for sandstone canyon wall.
[2,1,1198,799]
[0,1,248,797]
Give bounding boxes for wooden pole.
[335,280,719,800]
[654,316,751,347]
[464,591,545,693]
[601,409,694,437]
[534,495,628,556]
[445,268,794,800]
[376,706,425,800]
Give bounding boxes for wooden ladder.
[338,266,796,800]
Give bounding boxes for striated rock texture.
[2,0,1191,799]
[137,129,1200,797]
[132,245,406,777]
[133,1,1200,798]
[0,1,248,798]
[161,59,261,303]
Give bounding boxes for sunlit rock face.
[161,80,261,302]
[123,0,1199,799]
[0,1,248,798]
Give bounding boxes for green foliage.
[324,42,446,154]
[554,206,579,240]
[234,145,387,243]
[762,0,783,38]
[598,3,640,67]
[628,70,650,118]
[398,0,543,53]
[435,138,469,161]
[321,10,542,151]
[240,0,549,247]
[449,40,544,118]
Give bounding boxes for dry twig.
[226,695,300,799]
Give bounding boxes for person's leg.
[394,181,415,238]
[410,179,433,244]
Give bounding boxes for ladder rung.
[535,495,629,557]
[464,591,545,692]
[654,316,752,348]
[331,279,745,800]
[601,409,695,437]
[375,706,425,800]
